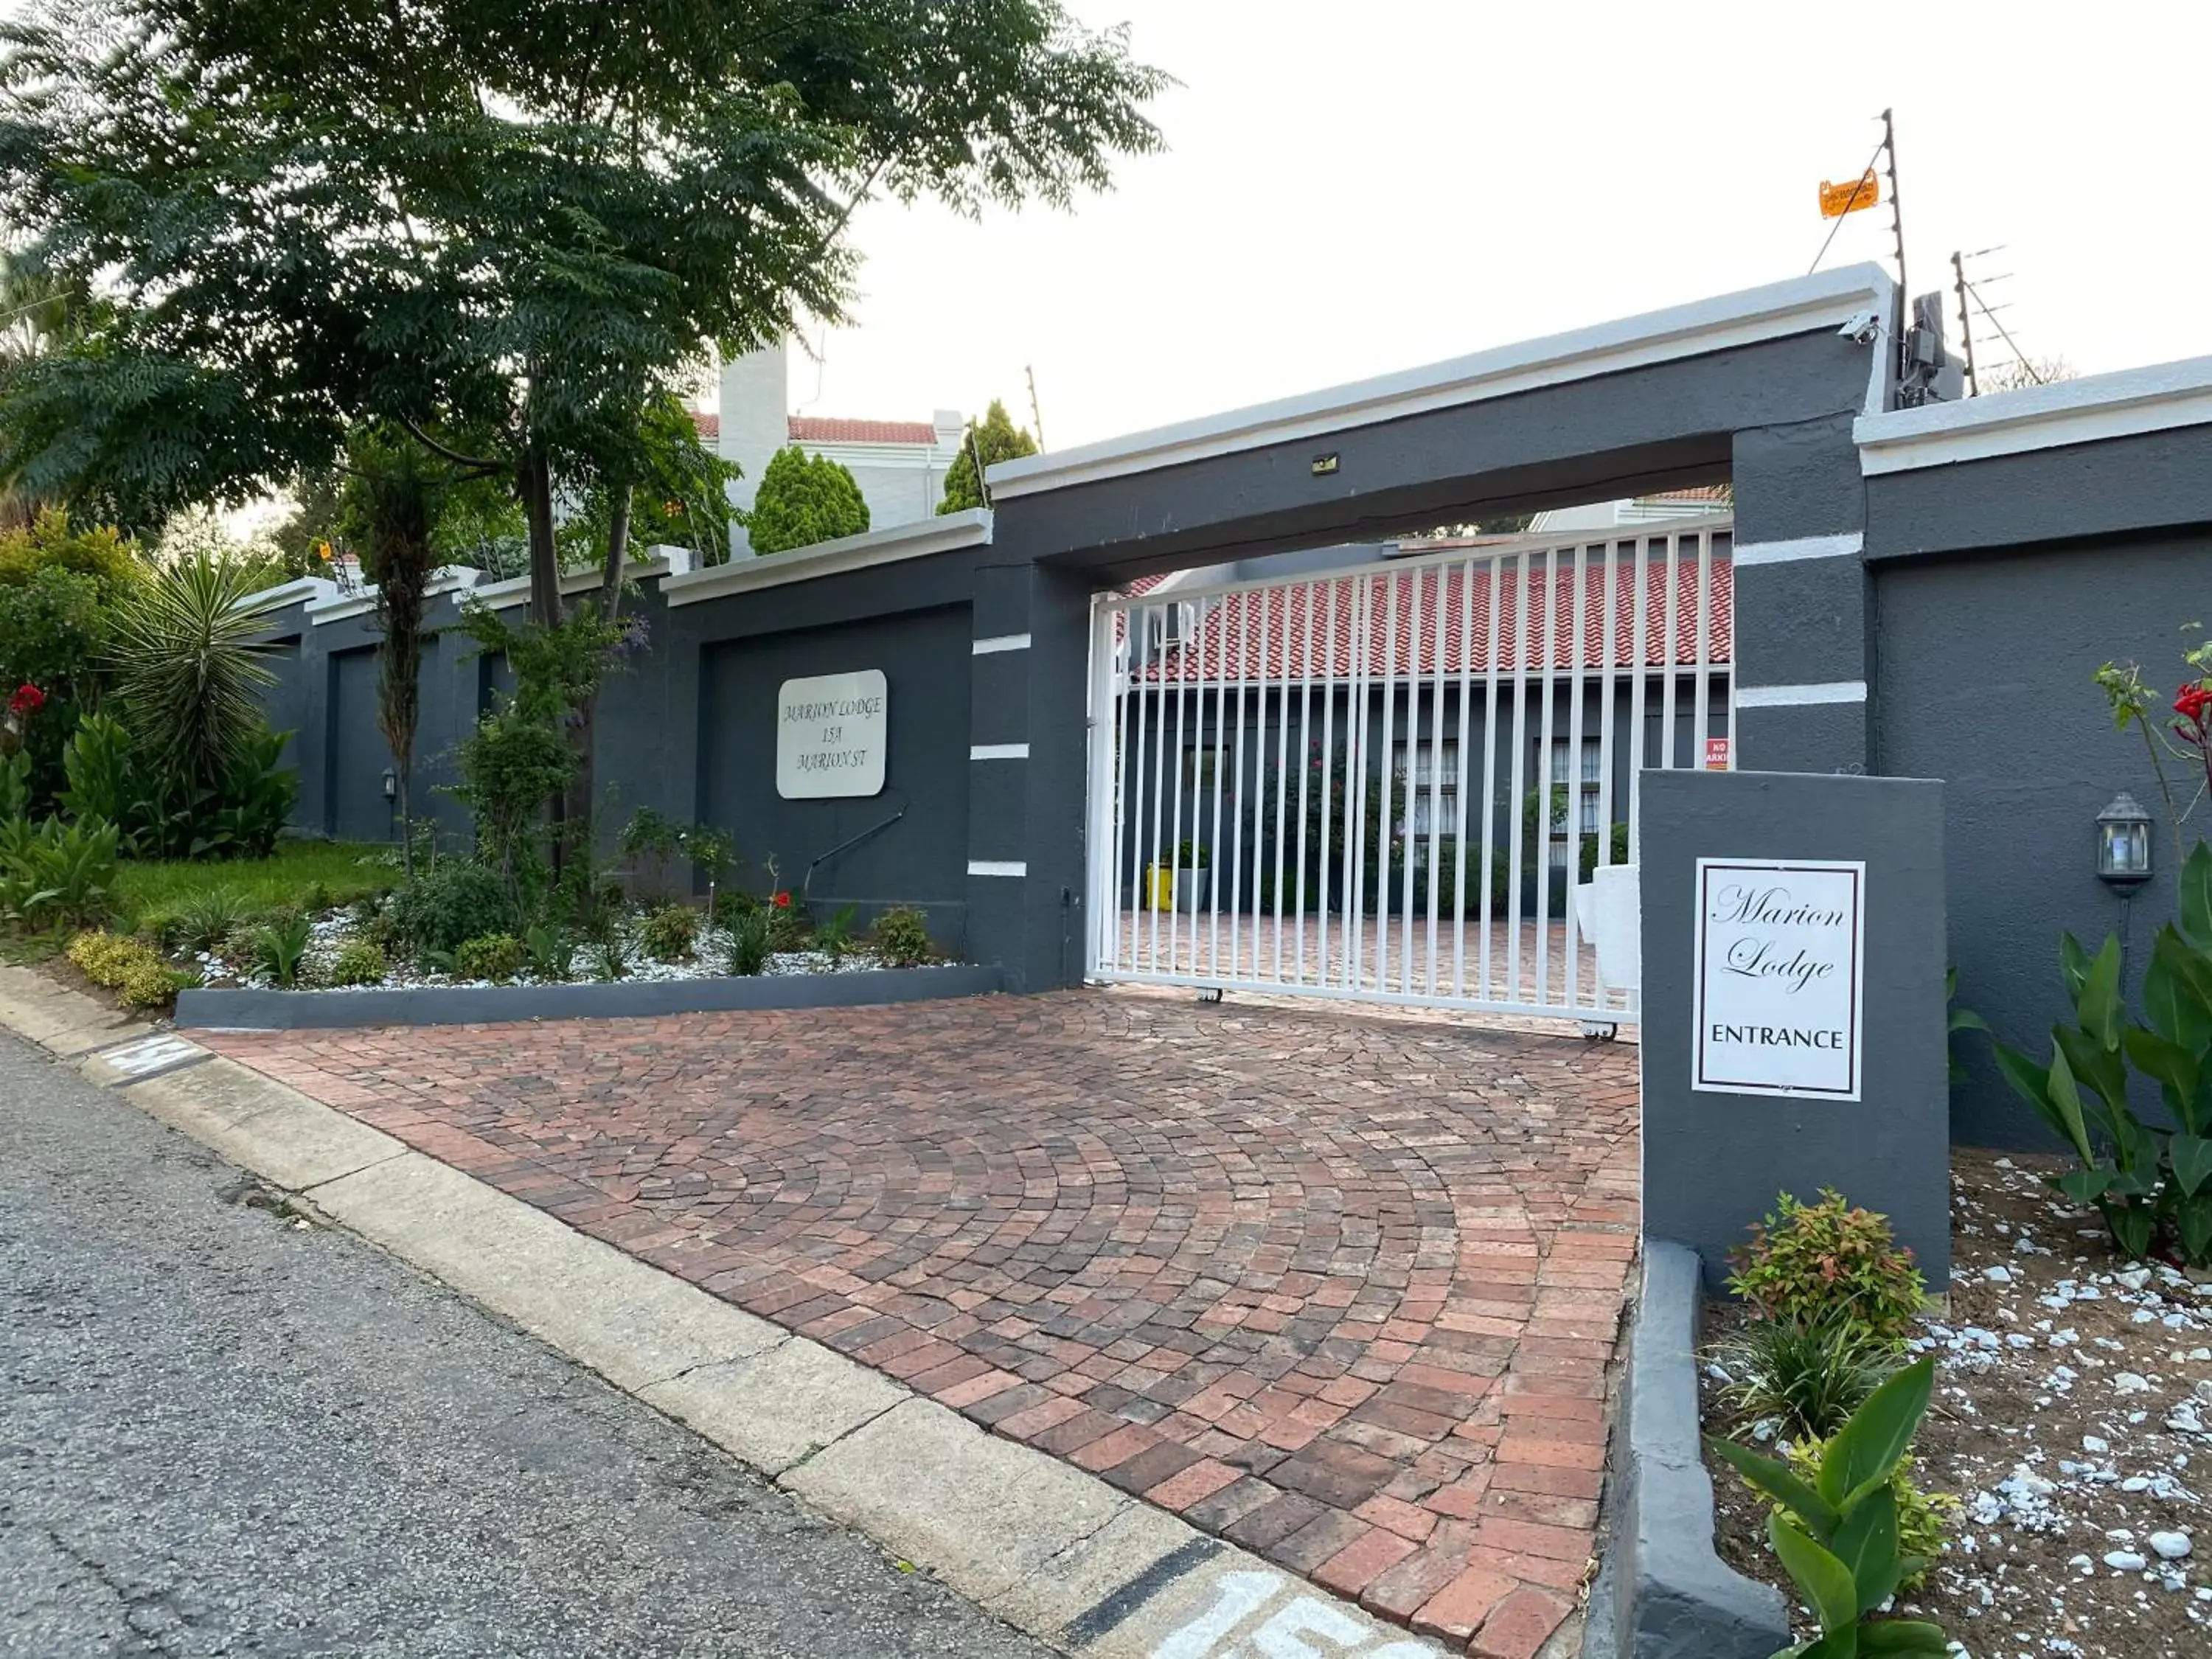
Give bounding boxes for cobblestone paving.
[204,990,1639,1658]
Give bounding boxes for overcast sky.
[787,0,2212,449]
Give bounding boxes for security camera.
[1837,310,1882,347]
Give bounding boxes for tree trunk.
[599,481,633,622]
[521,444,560,630]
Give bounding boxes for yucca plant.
[1710,1357,1949,1658]
[107,557,285,799]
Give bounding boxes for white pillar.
[719,341,790,554]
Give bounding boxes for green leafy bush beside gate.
[1992,842,2212,1265]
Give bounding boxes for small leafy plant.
[524,922,575,982]
[390,860,512,961]
[1709,1357,1949,1658]
[250,911,314,988]
[67,928,194,1009]
[813,902,858,964]
[724,908,771,976]
[1992,852,2212,1265]
[326,938,387,987]
[167,886,256,956]
[1779,1438,1956,1590]
[872,905,933,968]
[454,932,525,983]
[1728,1191,1927,1344]
[1711,1317,1900,1443]
[637,901,699,962]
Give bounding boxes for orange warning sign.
[1819,172,1882,218]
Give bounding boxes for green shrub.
[724,909,771,976]
[325,938,388,987]
[0,565,105,802]
[162,886,255,956]
[1728,1189,1926,1345]
[1993,845,2212,1265]
[58,709,296,860]
[1711,1358,1950,1655]
[66,928,192,1009]
[1711,1317,1899,1442]
[745,444,869,555]
[1779,1434,1957,1589]
[589,935,630,981]
[0,811,121,930]
[637,901,699,962]
[390,861,512,959]
[249,911,313,987]
[0,751,29,821]
[872,905,933,968]
[0,509,142,599]
[813,902,857,964]
[454,932,524,983]
[710,886,759,928]
[767,892,807,953]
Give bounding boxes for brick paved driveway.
[205,991,1638,1658]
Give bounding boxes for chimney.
[718,340,791,555]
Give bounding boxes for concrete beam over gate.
[979,268,1900,990]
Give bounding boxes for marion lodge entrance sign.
[1692,858,1865,1099]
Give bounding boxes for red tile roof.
[788,415,942,445]
[690,410,720,440]
[1132,557,1733,682]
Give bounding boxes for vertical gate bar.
[1228,589,1249,981]
[1295,581,1318,984]
[1374,568,1401,992]
[1144,604,1166,973]
[1206,590,1228,978]
[1094,600,1124,975]
[1170,598,1194,974]
[1274,585,1295,983]
[1477,554,1502,1001]
[1694,527,1714,776]
[1113,603,1134,973]
[1454,556,1476,999]
[1130,606,1148,970]
[1505,546,1531,1005]
[1564,540,1588,1012]
[1597,541,1621,1009]
[1660,530,1680,775]
[1397,566,1419,992]
[1318,577,1340,988]
[1426,560,1447,993]
[1629,536,1650,862]
[1346,574,1371,992]
[1534,542,1561,1009]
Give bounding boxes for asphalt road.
[0,1034,1053,1658]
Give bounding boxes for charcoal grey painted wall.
[698,605,973,935]
[1638,768,1950,1288]
[1872,531,2212,1147]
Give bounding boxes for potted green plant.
[1174,838,1212,914]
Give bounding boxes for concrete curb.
[1,970,1447,1659]
[175,962,1004,1030]
[1591,1239,1787,1659]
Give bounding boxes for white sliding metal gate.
[1083,519,1734,1023]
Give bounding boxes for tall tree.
[938,400,1040,514]
[0,1,1167,623]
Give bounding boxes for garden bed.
[1701,1150,2212,1658]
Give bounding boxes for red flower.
[2177,683,2212,723]
[7,683,44,717]
[772,891,792,909]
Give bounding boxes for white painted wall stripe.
[1733,681,1868,708]
[1856,355,2212,476]
[972,633,1032,655]
[1732,532,1863,567]
[969,743,1029,761]
[967,860,1027,878]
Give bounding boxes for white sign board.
[776,670,887,799]
[1692,858,1865,1100]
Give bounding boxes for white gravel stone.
[2150,1530,2194,1561]
[2105,1550,2149,1572]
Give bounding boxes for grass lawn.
[114,839,400,932]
